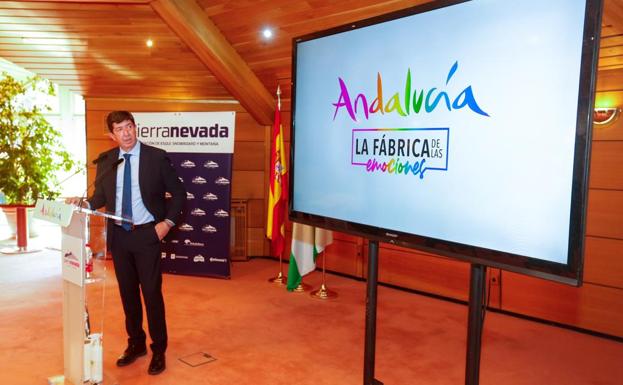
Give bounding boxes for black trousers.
[111,224,167,353]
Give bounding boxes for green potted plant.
[0,73,77,237]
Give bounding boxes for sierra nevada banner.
[133,112,235,278]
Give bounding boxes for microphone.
[78,157,124,208]
[48,165,86,197]
[42,152,106,199]
[36,158,93,201]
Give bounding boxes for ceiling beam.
[14,0,151,3]
[150,0,275,125]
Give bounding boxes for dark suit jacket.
[88,142,186,246]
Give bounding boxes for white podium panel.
[62,213,86,287]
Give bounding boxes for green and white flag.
[286,223,333,291]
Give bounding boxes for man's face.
[109,119,137,152]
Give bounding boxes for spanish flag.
[266,89,288,257]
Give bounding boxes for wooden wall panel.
[236,113,267,142]
[584,237,623,288]
[86,138,114,164]
[596,68,623,91]
[324,237,363,278]
[233,141,265,171]
[231,111,268,258]
[589,141,623,190]
[86,111,109,138]
[246,198,265,228]
[231,170,264,199]
[333,230,361,244]
[281,111,291,142]
[586,189,623,239]
[247,227,266,257]
[371,245,471,301]
[501,272,623,337]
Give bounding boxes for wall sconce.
[593,107,620,126]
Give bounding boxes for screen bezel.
[289,0,603,285]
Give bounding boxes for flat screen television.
[289,0,603,285]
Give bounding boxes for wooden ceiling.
[0,0,622,125]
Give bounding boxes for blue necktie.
[121,154,132,231]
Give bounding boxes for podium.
[34,200,130,385]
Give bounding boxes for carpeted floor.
[0,230,622,385]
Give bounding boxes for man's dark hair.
[106,111,136,132]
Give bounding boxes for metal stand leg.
[465,263,487,385]
[363,240,383,385]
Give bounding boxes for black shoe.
[116,344,147,367]
[148,352,166,375]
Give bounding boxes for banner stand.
[133,112,235,278]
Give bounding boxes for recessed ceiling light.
[146,39,154,48]
[262,28,273,40]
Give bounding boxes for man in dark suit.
[84,110,185,375]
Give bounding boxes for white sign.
[33,199,74,227]
[133,112,236,153]
[61,212,86,286]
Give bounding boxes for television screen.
[290,0,602,284]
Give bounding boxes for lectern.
[34,200,130,385]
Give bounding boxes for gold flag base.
[311,283,338,300]
[268,271,287,285]
[293,282,312,292]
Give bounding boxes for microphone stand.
[78,158,124,210]
[52,164,86,193]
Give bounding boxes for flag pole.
[310,249,338,299]
[268,84,287,285]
